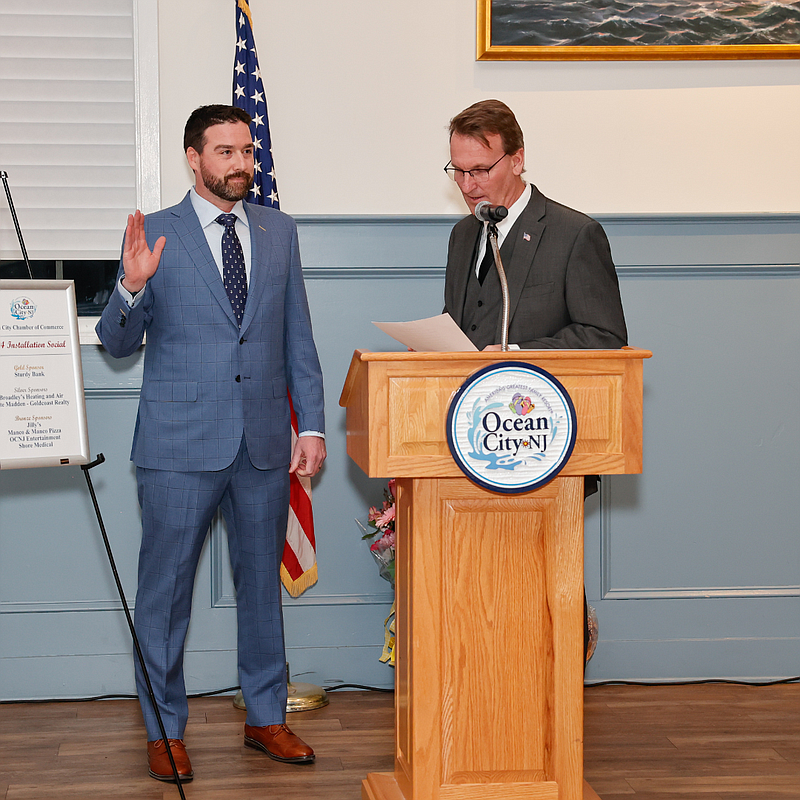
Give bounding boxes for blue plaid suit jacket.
[97,192,324,472]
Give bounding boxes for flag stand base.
[233,664,329,713]
[232,683,329,713]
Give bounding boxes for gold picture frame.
[477,0,800,61]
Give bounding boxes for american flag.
[233,0,278,208]
[233,0,318,597]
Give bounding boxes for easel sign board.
[0,280,90,469]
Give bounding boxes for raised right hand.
[120,210,166,294]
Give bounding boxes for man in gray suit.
[443,99,627,351]
[443,100,627,659]
[97,105,325,782]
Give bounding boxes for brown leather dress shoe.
[244,723,315,763]
[147,738,194,782]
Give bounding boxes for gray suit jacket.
[444,186,627,350]
[97,192,324,472]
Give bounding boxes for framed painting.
[477,0,800,60]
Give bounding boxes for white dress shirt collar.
[189,187,252,281]
[189,186,249,231]
[475,182,532,277]
[492,181,531,246]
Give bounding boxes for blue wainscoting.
[1,213,798,700]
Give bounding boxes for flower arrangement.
[357,480,397,666]
[357,479,396,588]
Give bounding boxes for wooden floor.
[1,684,800,799]
[585,683,800,799]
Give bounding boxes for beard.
[199,164,253,202]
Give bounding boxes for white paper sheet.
[372,313,478,352]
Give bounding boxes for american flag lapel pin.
[523,232,531,242]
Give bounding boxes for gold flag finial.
[236,0,254,29]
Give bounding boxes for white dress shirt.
[472,182,531,350]
[474,182,532,276]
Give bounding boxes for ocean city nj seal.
[10,296,37,321]
[446,362,577,493]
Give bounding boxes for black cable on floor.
[0,683,396,705]
[324,683,394,693]
[0,686,242,705]
[0,693,139,704]
[586,675,800,688]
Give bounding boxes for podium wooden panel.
[340,349,650,800]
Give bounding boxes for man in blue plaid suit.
[97,105,325,782]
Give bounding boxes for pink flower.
[375,504,395,529]
[381,529,395,548]
[370,529,396,552]
[388,478,396,497]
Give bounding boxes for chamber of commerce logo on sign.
[446,361,577,493]
[10,296,36,321]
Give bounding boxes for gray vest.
[460,227,520,350]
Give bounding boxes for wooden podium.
[339,348,650,800]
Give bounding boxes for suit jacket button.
[239,337,245,344]
[235,375,241,382]
[477,300,483,307]
[471,325,477,331]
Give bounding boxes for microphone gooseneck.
[486,223,510,352]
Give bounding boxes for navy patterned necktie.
[216,213,247,326]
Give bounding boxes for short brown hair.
[183,105,252,154]
[449,99,524,155]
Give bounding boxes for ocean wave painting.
[491,0,800,47]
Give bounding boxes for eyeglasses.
[443,153,508,183]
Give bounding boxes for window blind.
[0,1,145,260]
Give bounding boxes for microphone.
[474,201,508,223]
